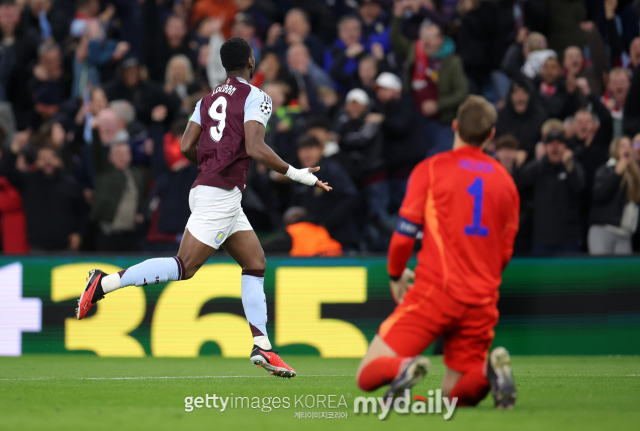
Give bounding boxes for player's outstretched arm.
[180,121,203,165]
[244,120,332,191]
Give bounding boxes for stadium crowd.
[0,0,640,256]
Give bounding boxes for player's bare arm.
[244,120,332,192]
[180,121,203,165]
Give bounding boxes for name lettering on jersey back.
[458,160,495,174]
[214,84,237,96]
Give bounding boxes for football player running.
[76,37,331,378]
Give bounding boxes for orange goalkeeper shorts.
[378,282,499,373]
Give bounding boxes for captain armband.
[395,217,421,238]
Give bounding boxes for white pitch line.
[0,374,354,382]
[1,374,638,381]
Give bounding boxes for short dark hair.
[220,37,252,72]
[495,134,520,151]
[456,96,497,146]
[297,134,321,149]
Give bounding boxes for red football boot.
[76,269,107,320]
[250,345,296,378]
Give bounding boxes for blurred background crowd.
[0,0,640,256]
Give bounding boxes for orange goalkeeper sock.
[449,364,490,406]
[357,356,405,391]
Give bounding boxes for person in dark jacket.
[533,56,582,120]
[496,75,548,160]
[374,72,428,209]
[588,136,640,254]
[333,88,389,249]
[290,135,359,250]
[516,121,586,253]
[0,134,85,251]
[333,89,384,189]
[91,110,148,251]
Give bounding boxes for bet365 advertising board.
[1,256,639,357]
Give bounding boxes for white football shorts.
[186,185,253,249]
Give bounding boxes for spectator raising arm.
[0,129,32,190]
[91,127,110,174]
[389,6,411,62]
[577,77,613,147]
[206,19,226,89]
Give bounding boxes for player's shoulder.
[248,84,272,110]
[241,80,272,124]
[411,156,436,178]
[409,150,457,181]
[234,78,270,103]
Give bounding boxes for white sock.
[103,257,185,294]
[101,273,122,294]
[241,273,270,347]
[253,335,272,350]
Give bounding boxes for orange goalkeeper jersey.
[391,145,520,305]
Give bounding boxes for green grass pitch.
[0,355,638,431]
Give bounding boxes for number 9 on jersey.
[208,96,227,142]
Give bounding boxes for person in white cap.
[375,71,403,94]
[372,72,430,229]
[335,87,390,250]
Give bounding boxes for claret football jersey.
[189,76,273,191]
